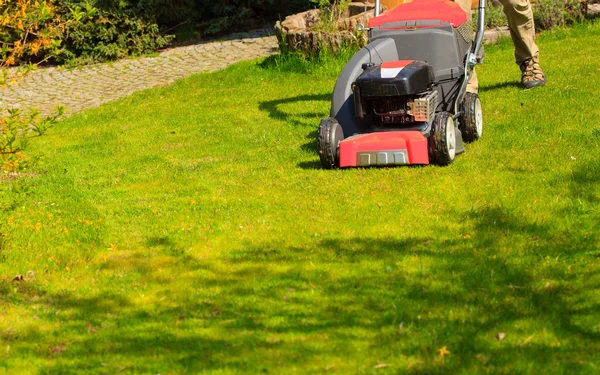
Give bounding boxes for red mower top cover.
[369,0,468,29]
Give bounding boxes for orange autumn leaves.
[0,0,62,69]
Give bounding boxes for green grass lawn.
[1,22,599,374]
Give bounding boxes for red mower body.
[339,131,429,167]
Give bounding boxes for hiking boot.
[520,57,546,89]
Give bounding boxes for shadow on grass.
[258,94,330,127]
[566,159,600,206]
[7,205,599,374]
[479,81,521,93]
[297,160,322,170]
[259,94,329,168]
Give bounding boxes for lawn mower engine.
[318,0,485,168]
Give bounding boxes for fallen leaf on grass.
[86,321,97,334]
[374,363,391,369]
[438,346,451,357]
[49,343,66,354]
[496,332,506,341]
[519,334,535,347]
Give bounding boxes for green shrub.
[533,0,565,29]
[194,0,312,36]
[309,0,351,33]
[0,0,173,66]
[484,0,507,29]
[53,2,173,64]
[474,0,588,32]
[533,0,587,30]
[132,0,196,26]
[1,0,313,66]
[0,107,63,175]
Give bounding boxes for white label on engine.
[381,67,404,79]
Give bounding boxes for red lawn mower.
[318,0,486,168]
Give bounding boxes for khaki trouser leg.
[454,0,478,93]
[497,0,539,64]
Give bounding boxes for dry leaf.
[49,343,66,354]
[438,346,451,357]
[496,332,506,341]
[374,363,391,369]
[519,334,535,346]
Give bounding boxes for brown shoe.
[520,57,546,89]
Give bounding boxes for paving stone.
[0,28,279,117]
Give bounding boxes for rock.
[348,2,375,17]
[274,2,383,57]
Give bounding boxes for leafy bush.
[130,0,196,26]
[483,0,507,29]
[474,0,588,31]
[0,108,63,175]
[194,0,312,35]
[53,2,173,64]
[533,0,566,29]
[533,0,587,30]
[0,0,173,66]
[0,0,63,67]
[310,0,351,33]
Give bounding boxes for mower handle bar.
[456,0,486,114]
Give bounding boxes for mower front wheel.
[318,117,343,169]
[459,92,483,142]
[430,111,456,166]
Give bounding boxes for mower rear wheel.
[318,117,343,169]
[430,111,456,166]
[459,92,483,142]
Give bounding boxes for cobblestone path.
[1,29,278,117]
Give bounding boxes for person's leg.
[497,0,546,88]
[454,0,479,93]
[497,0,538,62]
